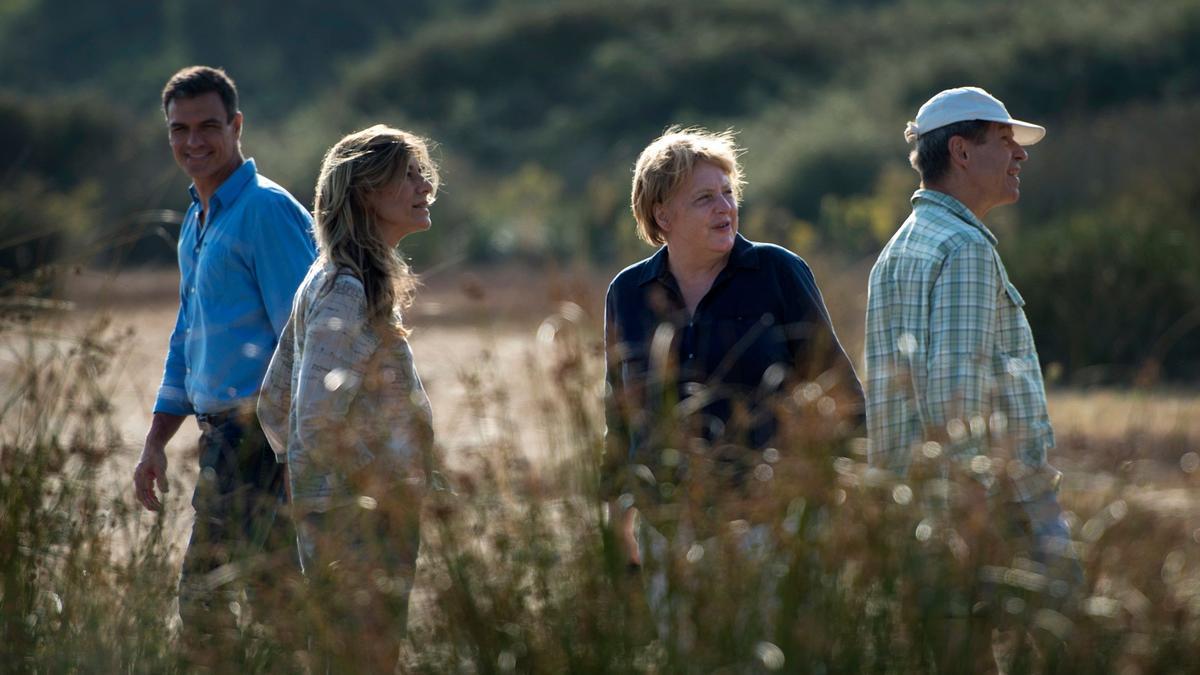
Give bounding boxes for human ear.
[232,111,244,139]
[653,203,670,232]
[948,136,970,167]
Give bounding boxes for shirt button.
[688,353,695,359]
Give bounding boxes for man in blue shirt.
[132,66,316,637]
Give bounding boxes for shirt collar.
[637,233,758,286]
[188,158,257,210]
[912,188,998,246]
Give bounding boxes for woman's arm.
[257,313,297,463]
[290,275,381,495]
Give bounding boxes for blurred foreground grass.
[2,268,1199,673]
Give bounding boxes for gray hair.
[907,120,992,185]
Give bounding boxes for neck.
[193,156,245,212]
[923,176,992,220]
[666,241,730,284]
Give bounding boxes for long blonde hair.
[312,125,440,334]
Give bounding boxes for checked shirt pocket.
[997,280,1037,358]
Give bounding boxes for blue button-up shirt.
[154,159,317,416]
[603,234,864,499]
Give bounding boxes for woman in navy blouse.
[603,126,864,573]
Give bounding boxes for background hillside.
[2,0,1199,381]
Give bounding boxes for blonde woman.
[258,125,438,667]
[604,127,864,640]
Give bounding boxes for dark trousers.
[177,410,293,634]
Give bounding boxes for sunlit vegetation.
[3,278,1199,671]
[2,0,1198,379]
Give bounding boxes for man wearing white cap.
[864,86,1079,660]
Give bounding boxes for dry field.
[5,262,1200,672]
[6,264,1200,565]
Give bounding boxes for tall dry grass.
[2,267,1198,672]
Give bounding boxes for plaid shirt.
[864,189,1059,501]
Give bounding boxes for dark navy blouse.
[603,234,864,499]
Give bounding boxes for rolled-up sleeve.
[153,295,195,416]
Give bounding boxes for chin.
[709,238,735,255]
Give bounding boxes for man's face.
[963,123,1029,214]
[166,92,242,187]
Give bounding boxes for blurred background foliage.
[1,0,1198,381]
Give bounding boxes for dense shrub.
[1005,193,1200,385]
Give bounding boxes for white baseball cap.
[904,86,1046,146]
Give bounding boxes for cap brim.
[977,116,1046,145]
[1009,119,1046,146]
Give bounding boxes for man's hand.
[134,444,170,511]
[134,412,185,511]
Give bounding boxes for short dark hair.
[908,120,992,184]
[161,66,239,121]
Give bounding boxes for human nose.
[1014,145,1029,161]
[716,192,735,213]
[417,176,433,195]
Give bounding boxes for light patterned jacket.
[258,262,433,513]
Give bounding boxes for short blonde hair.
[630,126,745,246]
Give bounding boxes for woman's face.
[370,157,434,247]
[654,160,738,259]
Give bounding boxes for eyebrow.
[169,117,224,128]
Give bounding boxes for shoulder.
[242,173,312,224]
[606,251,661,297]
[324,267,367,300]
[739,239,818,290]
[938,230,994,265]
[747,239,812,273]
[301,265,366,313]
[887,209,991,264]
